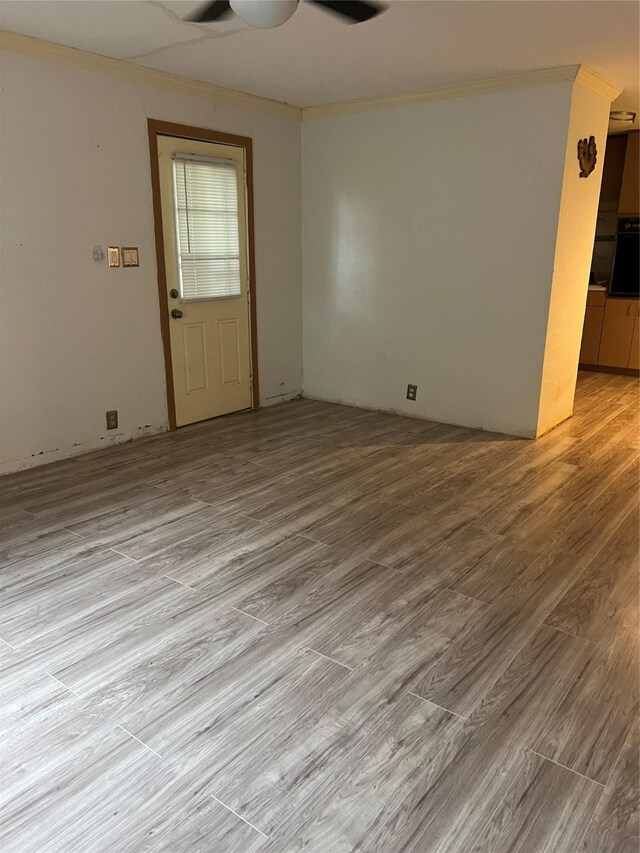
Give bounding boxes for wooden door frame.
[147,118,260,430]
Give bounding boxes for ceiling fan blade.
[309,0,385,23]
[186,0,233,22]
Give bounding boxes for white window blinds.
[173,156,242,300]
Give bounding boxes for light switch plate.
[122,247,139,267]
[107,247,120,268]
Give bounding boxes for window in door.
[172,155,242,301]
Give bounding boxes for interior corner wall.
[535,82,613,436]
[301,84,576,437]
[0,50,302,474]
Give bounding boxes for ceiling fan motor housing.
[230,0,299,28]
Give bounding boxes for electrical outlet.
[106,410,118,430]
[406,384,418,401]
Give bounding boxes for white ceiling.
[1,0,638,119]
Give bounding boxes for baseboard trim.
[261,390,302,407]
[0,424,168,476]
[301,393,533,439]
[579,363,640,377]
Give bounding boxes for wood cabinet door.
[579,306,605,364]
[619,131,639,215]
[598,299,638,367]
[599,134,627,210]
[629,308,640,371]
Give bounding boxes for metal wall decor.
[577,135,597,178]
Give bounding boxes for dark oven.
[609,217,640,297]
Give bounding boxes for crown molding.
[575,66,622,102]
[1,31,621,124]
[302,65,620,121]
[0,29,302,121]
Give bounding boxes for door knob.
[171,308,183,319]
[169,289,179,299]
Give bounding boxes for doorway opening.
[579,130,639,377]
[148,119,259,429]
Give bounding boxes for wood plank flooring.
[0,371,638,852]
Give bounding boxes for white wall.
[536,82,612,435]
[302,84,580,437]
[0,51,615,472]
[0,50,302,473]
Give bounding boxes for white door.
[157,135,252,426]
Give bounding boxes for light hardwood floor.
[1,371,638,852]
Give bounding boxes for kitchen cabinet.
[598,298,638,368]
[629,306,640,371]
[618,130,639,215]
[599,134,627,211]
[579,306,605,364]
[579,291,606,364]
[579,294,640,372]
